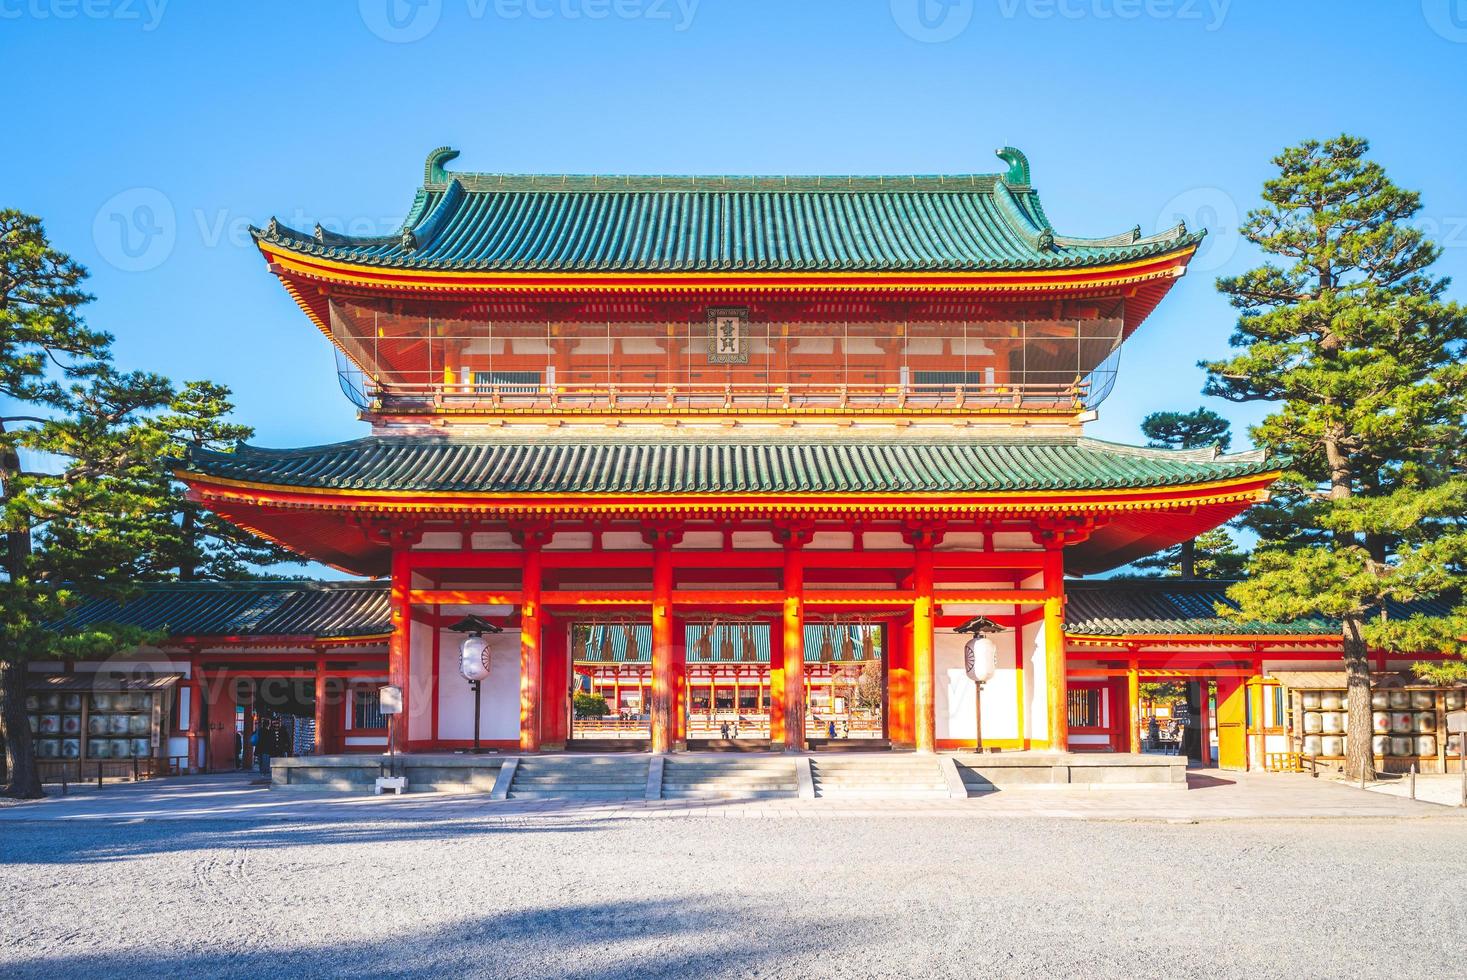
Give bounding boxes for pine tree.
[1202,136,1467,781]
[0,211,173,798]
[1136,407,1237,578]
[146,381,304,580]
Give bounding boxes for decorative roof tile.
[180,437,1272,496]
[1064,580,1457,636]
[252,147,1203,274]
[51,581,390,640]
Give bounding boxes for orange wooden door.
[1214,677,1247,771]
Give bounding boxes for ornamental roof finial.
[995,146,1031,186]
[424,146,461,186]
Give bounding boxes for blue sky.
[5,0,1466,572]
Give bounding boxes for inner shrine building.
[175,146,1281,756]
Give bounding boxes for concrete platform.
[271,753,505,794]
[952,752,1187,791]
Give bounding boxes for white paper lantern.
[963,634,999,685]
[459,634,491,682]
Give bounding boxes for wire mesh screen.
[330,299,1125,414]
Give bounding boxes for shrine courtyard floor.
[2,772,1464,979]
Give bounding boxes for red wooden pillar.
[781,541,806,752]
[313,653,329,755]
[518,536,545,753]
[388,549,411,755]
[541,615,569,749]
[905,523,943,753]
[768,612,786,744]
[1040,546,1068,752]
[647,526,681,753]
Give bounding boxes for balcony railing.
[347,378,1093,416]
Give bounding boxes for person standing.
[252,716,272,777]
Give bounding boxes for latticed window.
[1067,688,1104,729]
[473,370,540,394]
[353,689,386,730]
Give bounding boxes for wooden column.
[775,523,813,752]
[1042,547,1068,753]
[1126,657,1141,754]
[647,525,682,753]
[518,534,545,753]
[388,548,411,755]
[905,523,943,754]
[313,653,329,756]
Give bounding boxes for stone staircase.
[506,756,648,801]
[810,755,950,799]
[661,757,800,800]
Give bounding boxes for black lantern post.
[956,616,1004,753]
[447,615,503,754]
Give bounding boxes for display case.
[25,673,180,780]
[1284,677,1467,774]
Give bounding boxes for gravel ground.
[3,812,1465,978]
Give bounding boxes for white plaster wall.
[675,531,724,550]
[1028,618,1050,744]
[436,631,523,742]
[935,628,1019,742]
[408,620,433,742]
[413,531,463,550]
[472,531,516,550]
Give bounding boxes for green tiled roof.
[1064,580,1457,636]
[50,581,390,640]
[251,146,1202,273]
[180,437,1273,495]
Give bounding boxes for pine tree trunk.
[0,658,43,799]
[1342,613,1374,784]
[1180,539,1196,579]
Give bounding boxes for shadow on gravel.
[2,896,854,979]
[0,815,606,865]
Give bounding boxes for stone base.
[272,753,505,794]
[950,752,1187,791]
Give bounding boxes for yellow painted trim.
[179,468,1278,506]
[259,242,1197,293]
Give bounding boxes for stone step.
[661,789,796,800]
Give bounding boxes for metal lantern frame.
[957,616,1005,753]
[447,615,504,754]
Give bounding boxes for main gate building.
[168,146,1280,757]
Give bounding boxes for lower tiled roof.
[51,581,391,640]
[180,437,1274,495]
[1064,579,1457,636]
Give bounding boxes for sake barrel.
[1322,712,1345,734]
[1411,691,1435,709]
[1391,712,1414,734]
[108,714,130,735]
[61,738,81,759]
[39,714,59,733]
[1372,734,1391,756]
[1302,691,1323,709]
[1302,735,1323,757]
[130,738,151,758]
[1304,712,1324,733]
[1371,691,1390,709]
[1373,711,1391,733]
[1413,712,1436,734]
[1448,734,1464,756]
[1321,736,1346,757]
[62,693,82,711]
[88,738,111,759]
[91,692,112,711]
[1321,692,1344,710]
[1446,690,1466,710]
[36,739,59,759]
[1390,736,1414,756]
[1416,735,1437,757]
[62,714,81,734]
[109,738,130,759]
[1389,690,1411,709]
[127,714,149,735]
[87,714,107,735]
